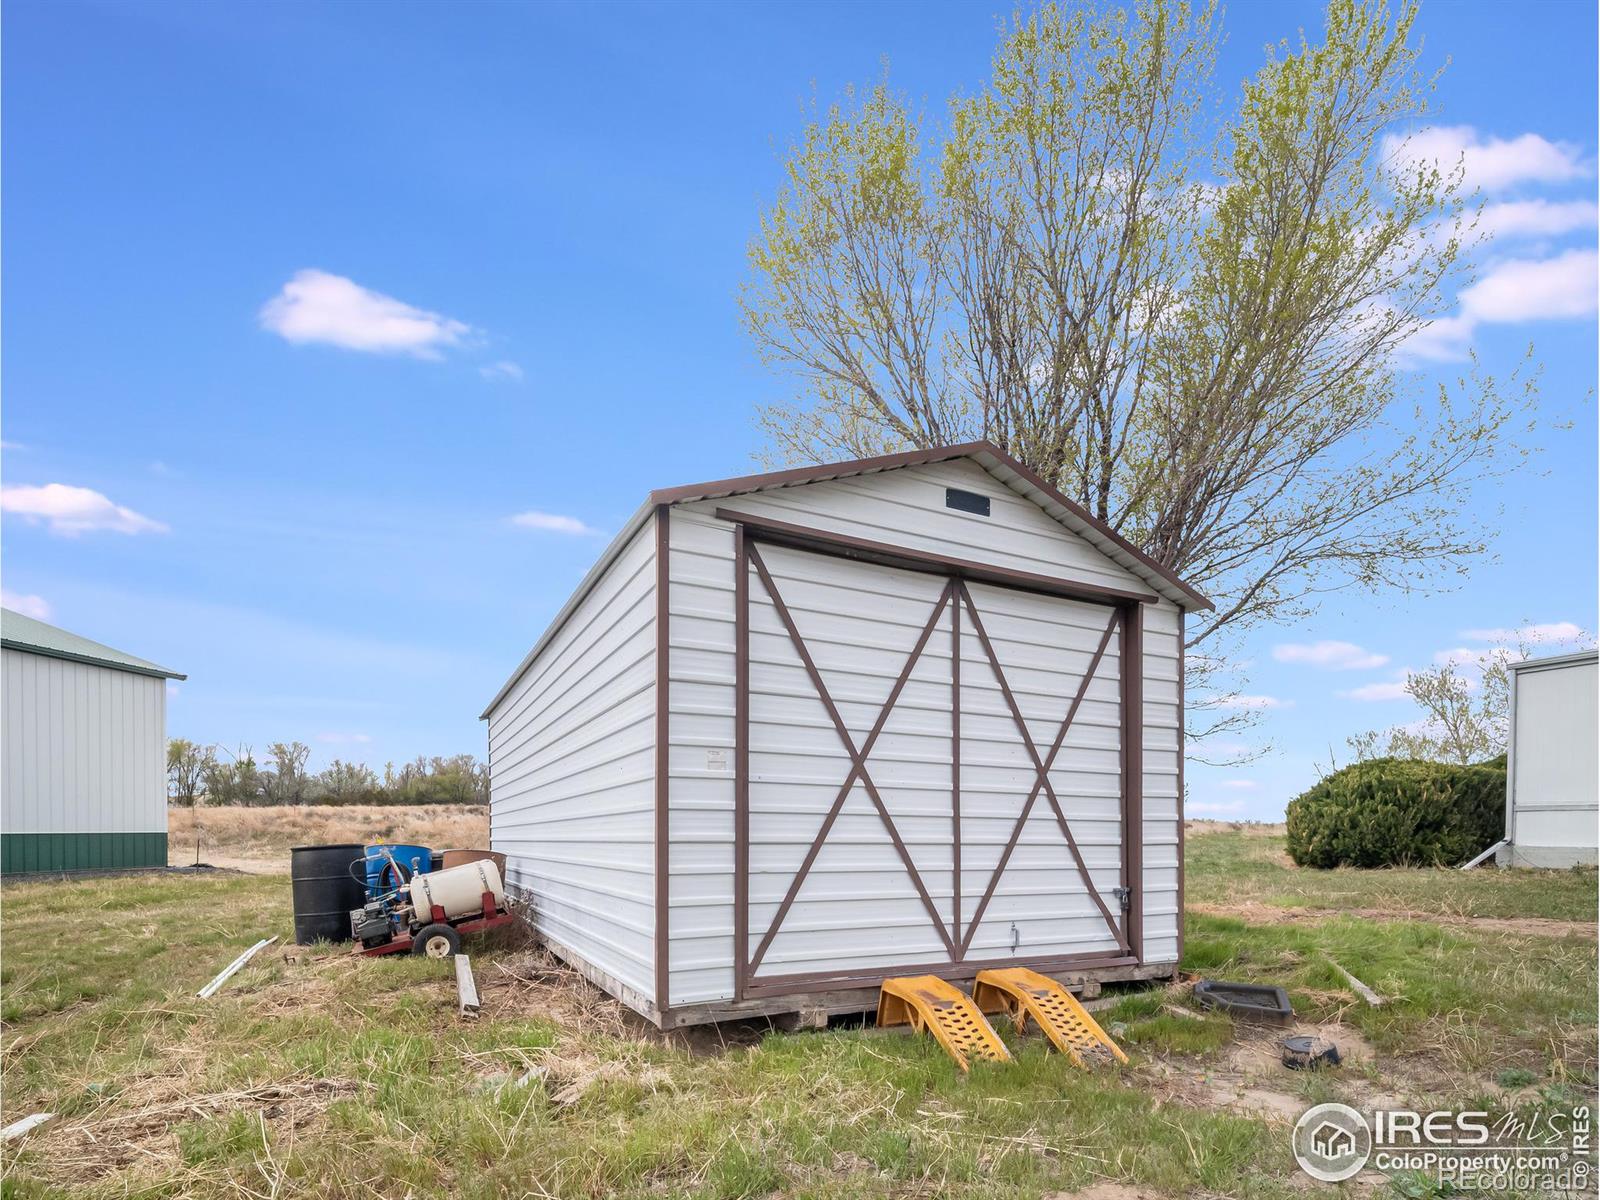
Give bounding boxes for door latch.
[1111,886,1132,913]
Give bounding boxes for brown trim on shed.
[950,593,962,947]
[733,528,1140,994]
[650,443,988,506]
[652,439,1212,612]
[1121,601,1144,962]
[715,507,1159,608]
[653,504,671,1017]
[744,950,1139,998]
[1177,609,1186,967]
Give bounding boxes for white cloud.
[316,731,372,745]
[1383,125,1588,192]
[1213,694,1289,710]
[0,483,168,536]
[1405,249,1599,361]
[1,590,51,620]
[1458,248,1598,323]
[1462,621,1585,645]
[510,510,599,535]
[1219,779,1258,791]
[1272,640,1389,670]
[1189,799,1247,816]
[1478,198,1599,241]
[479,360,525,382]
[259,269,473,359]
[1340,675,1412,702]
[1401,312,1478,362]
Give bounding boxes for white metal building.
[2,609,185,874]
[1499,650,1598,869]
[483,443,1210,1027]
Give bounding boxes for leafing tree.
[741,0,1537,739]
[204,744,265,806]
[166,738,214,807]
[265,741,312,806]
[1347,658,1509,765]
[1349,630,1593,764]
[319,758,381,803]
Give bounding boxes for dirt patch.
[1050,1184,1165,1200]
[192,854,284,875]
[1189,900,1596,939]
[1140,1022,1380,1124]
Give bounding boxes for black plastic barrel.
[291,843,367,945]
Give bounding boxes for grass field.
[166,803,488,871]
[2,817,1594,1198]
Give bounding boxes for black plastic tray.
[1193,979,1294,1023]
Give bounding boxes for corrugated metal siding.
[1,647,168,846]
[1507,657,1598,867]
[1,832,168,873]
[663,508,741,1006]
[487,521,658,1003]
[1139,601,1183,964]
[666,461,1183,1007]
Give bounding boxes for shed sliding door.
[735,537,1133,997]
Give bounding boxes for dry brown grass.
[167,803,489,871]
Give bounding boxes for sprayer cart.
[350,857,516,958]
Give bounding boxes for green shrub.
[1284,756,1505,868]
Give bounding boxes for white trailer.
[1499,650,1599,869]
[483,443,1210,1027]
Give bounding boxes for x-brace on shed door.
[733,531,1139,999]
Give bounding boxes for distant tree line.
[166,739,488,807]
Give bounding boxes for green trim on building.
[1,832,168,874]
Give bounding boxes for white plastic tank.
[409,859,506,921]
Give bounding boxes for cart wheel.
[411,923,460,958]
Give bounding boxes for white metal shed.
[1498,650,1598,869]
[2,609,186,874]
[483,443,1210,1027]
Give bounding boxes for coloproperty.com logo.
[1292,1101,1593,1191]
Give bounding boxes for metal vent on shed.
[945,487,991,517]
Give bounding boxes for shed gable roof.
[1,609,187,680]
[651,441,1211,611]
[482,441,1208,719]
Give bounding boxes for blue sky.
[3,0,1595,817]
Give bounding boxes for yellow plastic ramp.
[876,975,1011,1072]
[973,967,1128,1068]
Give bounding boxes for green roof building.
[2,609,186,874]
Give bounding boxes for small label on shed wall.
[705,748,729,772]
